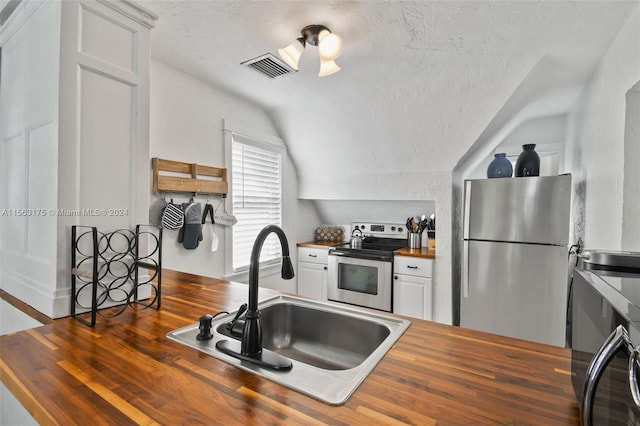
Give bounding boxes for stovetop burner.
[352,236,407,252]
[329,222,408,262]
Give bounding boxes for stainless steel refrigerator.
[461,174,571,347]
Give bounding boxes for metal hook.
[215,197,224,211]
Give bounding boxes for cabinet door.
[393,274,432,320]
[297,262,327,300]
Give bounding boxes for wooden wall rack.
[152,158,228,195]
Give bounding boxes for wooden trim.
[152,158,228,196]
[0,289,54,325]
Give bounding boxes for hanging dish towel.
[202,203,218,252]
[149,196,168,227]
[178,202,202,249]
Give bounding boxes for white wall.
[565,6,640,251]
[467,114,567,179]
[149,60,318,292]
[0,1,60,317]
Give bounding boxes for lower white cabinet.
[297,247,328,300]
[393,256,433,320]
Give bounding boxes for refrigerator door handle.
[463,180,472,240]
[629,347,640,409]
[462,240,469,298]
[582,325,631,426]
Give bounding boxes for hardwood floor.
[0,291,44,425]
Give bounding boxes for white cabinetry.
[393,256,433,320]
[297,247,329,300]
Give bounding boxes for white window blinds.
[231,135,282,272]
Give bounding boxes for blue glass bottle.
[487,153,513,178]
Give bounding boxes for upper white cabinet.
[393,256,433,320]
[297,247,329,301]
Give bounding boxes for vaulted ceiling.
[141,0,638,199]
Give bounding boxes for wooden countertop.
[297,240,346,249]
[394,247,436,259]
[0,272,579,425]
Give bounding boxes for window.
[230,133,282,272]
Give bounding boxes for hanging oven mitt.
[202,203,218,252]
[161,199,184,230]
[178,202,202,249]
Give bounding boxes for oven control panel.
[352,222,408,239]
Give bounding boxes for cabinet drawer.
[394,256,433,278]
[298,247,328,264]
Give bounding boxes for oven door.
[327,253,392,312]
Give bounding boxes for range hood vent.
[241,53,296,79]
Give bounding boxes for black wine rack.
[71,224,162,326]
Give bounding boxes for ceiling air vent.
[241,53,296,79]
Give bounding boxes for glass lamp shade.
[319,59,341,77]
[278,40,304,70]
[318,32,343,61]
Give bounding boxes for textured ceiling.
[141,0,638,199]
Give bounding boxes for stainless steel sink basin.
[167,294,410,405]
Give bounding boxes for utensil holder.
[408,233,422,249]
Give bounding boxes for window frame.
[223,120,286,280]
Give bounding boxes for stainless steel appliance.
[328,222,407,312]
[570,262,640,425]
[461,174,572,347]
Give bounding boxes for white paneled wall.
[0,0,156,318]
[0,1,61,316]
[55,0,156,316]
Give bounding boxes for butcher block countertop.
[394,247,436,259]
[0,272,579,425]
[297,240,346,249]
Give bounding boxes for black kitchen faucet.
[216,225,295,370]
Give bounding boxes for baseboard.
[0,267,57,318]
[0,289,54,325]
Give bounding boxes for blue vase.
[515,144,540,177]
[487,153,513,178]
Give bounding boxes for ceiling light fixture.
[278,25,343,77]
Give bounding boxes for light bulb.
[318,32,343,61]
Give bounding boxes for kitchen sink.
[167,294,410,405]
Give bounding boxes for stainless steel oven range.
[328,222,407,312]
